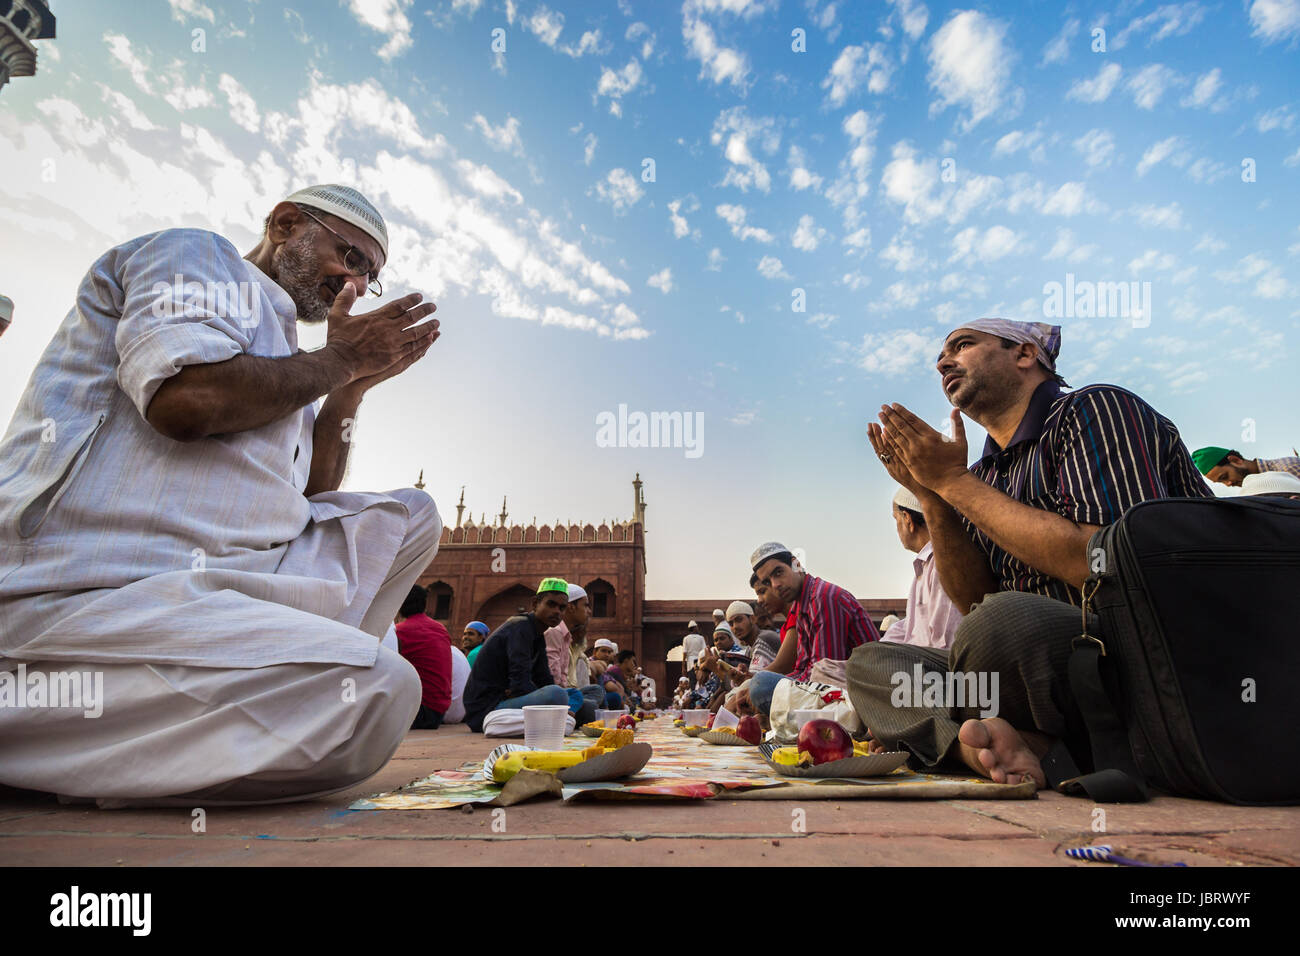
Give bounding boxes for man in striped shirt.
[850,318,1210,790]
[1191,446,1300,488]
[730,543,878,719]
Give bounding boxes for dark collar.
[978,380,1063,464]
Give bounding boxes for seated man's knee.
[950,591,1038,671]
[540,685,570,705]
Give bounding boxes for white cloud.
[1180,67,1225,110]
[879,141,1001,226]
[822,43,894,106]
[926,10,1020,130]
[858,329,942,376]
[626,21,657,59]
[824,109,876,227]
[524,4,565,46]
[583,132,597,165]
[1128,63,1179,110]
[97,84,157,131]
[992,128,1043,157]
[1067,62,1122,103]
[842,227,871,252]
[1285,146,1300,167]
[1128,249,1178,273]
[1247,0,1300,44]
[1041,17,1079,65]
[757,255,791,279]
[715,203,774,243]
[950,225,1020,264]
[1073,128,1115,168]
[710,107,779,192]
[217,74,261,133]
[667,198,693,238]
[470,113,523,155]
[596,59,643,115]
[1136,136,1185,175]
[1213,253,1290,298]
[1113,2,1208,49]
[791,214,827,251]
[841,269,871,291]
[1044,228,1097,263]
[166,0,215,23]
[1186,157,1231,183]
[1193,234,1227,254]
[887,0,929,40]
[706,247,726,270]
[647,267,674,293]
[1133,201,1185,230]
[786,144,823,191]
[1041,181,1095,216]
[1256,105,1296,132]
[591,168,644,213]
[346,0,415,60]
[682,0,759,92]
[880,235,929,272]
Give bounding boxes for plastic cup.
[791,709,826,729]
[523,705,569,750]
[596,708,627,728]
[683,708,710,727]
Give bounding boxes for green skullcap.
[1191,446,1232,475]
[537,577,569,596]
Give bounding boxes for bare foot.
[957,718,1046,788]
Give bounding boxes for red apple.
[797,719,854,765]
[616,715,636,730]
[737,715,762,744]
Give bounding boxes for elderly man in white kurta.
[0,185,443,806]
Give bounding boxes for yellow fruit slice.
[491,750,587,784]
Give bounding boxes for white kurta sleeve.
[114,229,256,421]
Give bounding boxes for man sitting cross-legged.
[852,317,1210,787]
[544,583,603,724]
[461,578,572,733]
[881,486,962,650]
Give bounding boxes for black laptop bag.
[1047,495,1300,804]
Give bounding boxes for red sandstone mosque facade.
[415,475,904,693]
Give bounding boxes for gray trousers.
[845,591,1096,772]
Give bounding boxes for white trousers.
[0,488,441,806]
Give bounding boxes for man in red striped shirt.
[729,544,878,718]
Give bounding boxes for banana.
[771,746,814,767]
[491,750,588,784]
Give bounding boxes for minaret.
[498,496,508,527]
[0,1,57,96]
[414,469,425,490]
[455,486,465,529]
[632,473,647,529]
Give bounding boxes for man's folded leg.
[0,646,421,807]
[845,640,954,769]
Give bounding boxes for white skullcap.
[713,621,734,635]
[892,487,923,513]
[593,638,618,651]
[1240,471,1300,496]
[687,620,698,628]
[284,184,389,259]
[879,614,900,632]
[726,601,754,618]
[566,584,588,603]
[712,608,725,617]
[750,541,792,570]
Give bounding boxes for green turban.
[1190,446,1232,475]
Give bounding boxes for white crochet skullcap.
[284,184,389,259]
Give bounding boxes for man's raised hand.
[876,404,969,494]
[325,285,439,385]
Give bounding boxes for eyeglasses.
[296,206,383,297]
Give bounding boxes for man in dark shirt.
[394,584,454,730]
[851,317,1210,789]
[462,578,571,732]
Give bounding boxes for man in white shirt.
[881,487,962,650]
[681,620,707,671]
[444,645,472,724]
[0,185,441,806]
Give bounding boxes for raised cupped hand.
[325,285,439,385]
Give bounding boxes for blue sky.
[1,0,1297,600]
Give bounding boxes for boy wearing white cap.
[0,185,443,805]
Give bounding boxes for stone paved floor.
[2,723,1296,866]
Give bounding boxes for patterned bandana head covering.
[465,621,489,635]
[1191,446,1233,475]
[946,318,1063,377]
[536,577,569,597]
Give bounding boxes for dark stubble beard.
[272,226,340,325]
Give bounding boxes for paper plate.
[482,743,533,779]
[557,743,653,783]
[699,730,758,746]
[681,726,704,737]
[758,742,910,778]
